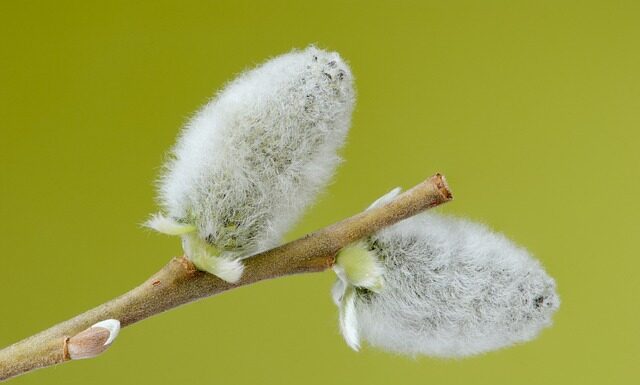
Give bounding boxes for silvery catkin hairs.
[333,189,560,357]
[147,46,355,282]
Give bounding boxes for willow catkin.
[148,46,355,282]
[333,189,560,357]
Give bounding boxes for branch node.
[62,337,71,361]
[176,255,197,275]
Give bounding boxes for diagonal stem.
[0,174,452,382]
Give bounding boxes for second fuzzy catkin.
[333,189,560,357]
[148,46,355,282]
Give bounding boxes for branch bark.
[0,174,452,382]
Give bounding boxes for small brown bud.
[66,319,120,360]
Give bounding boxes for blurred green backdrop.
[1,1,638,384]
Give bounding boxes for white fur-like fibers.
[153,46,354,279]
[343,213,560,357]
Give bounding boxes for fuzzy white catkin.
[148,46,355,282]
[334,191,560,357]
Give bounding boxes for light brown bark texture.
[0,174,452,382]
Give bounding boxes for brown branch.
[0,174,452,382]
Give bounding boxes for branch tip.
[432,173,453,201]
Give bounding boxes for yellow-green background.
[1,1,638,384]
